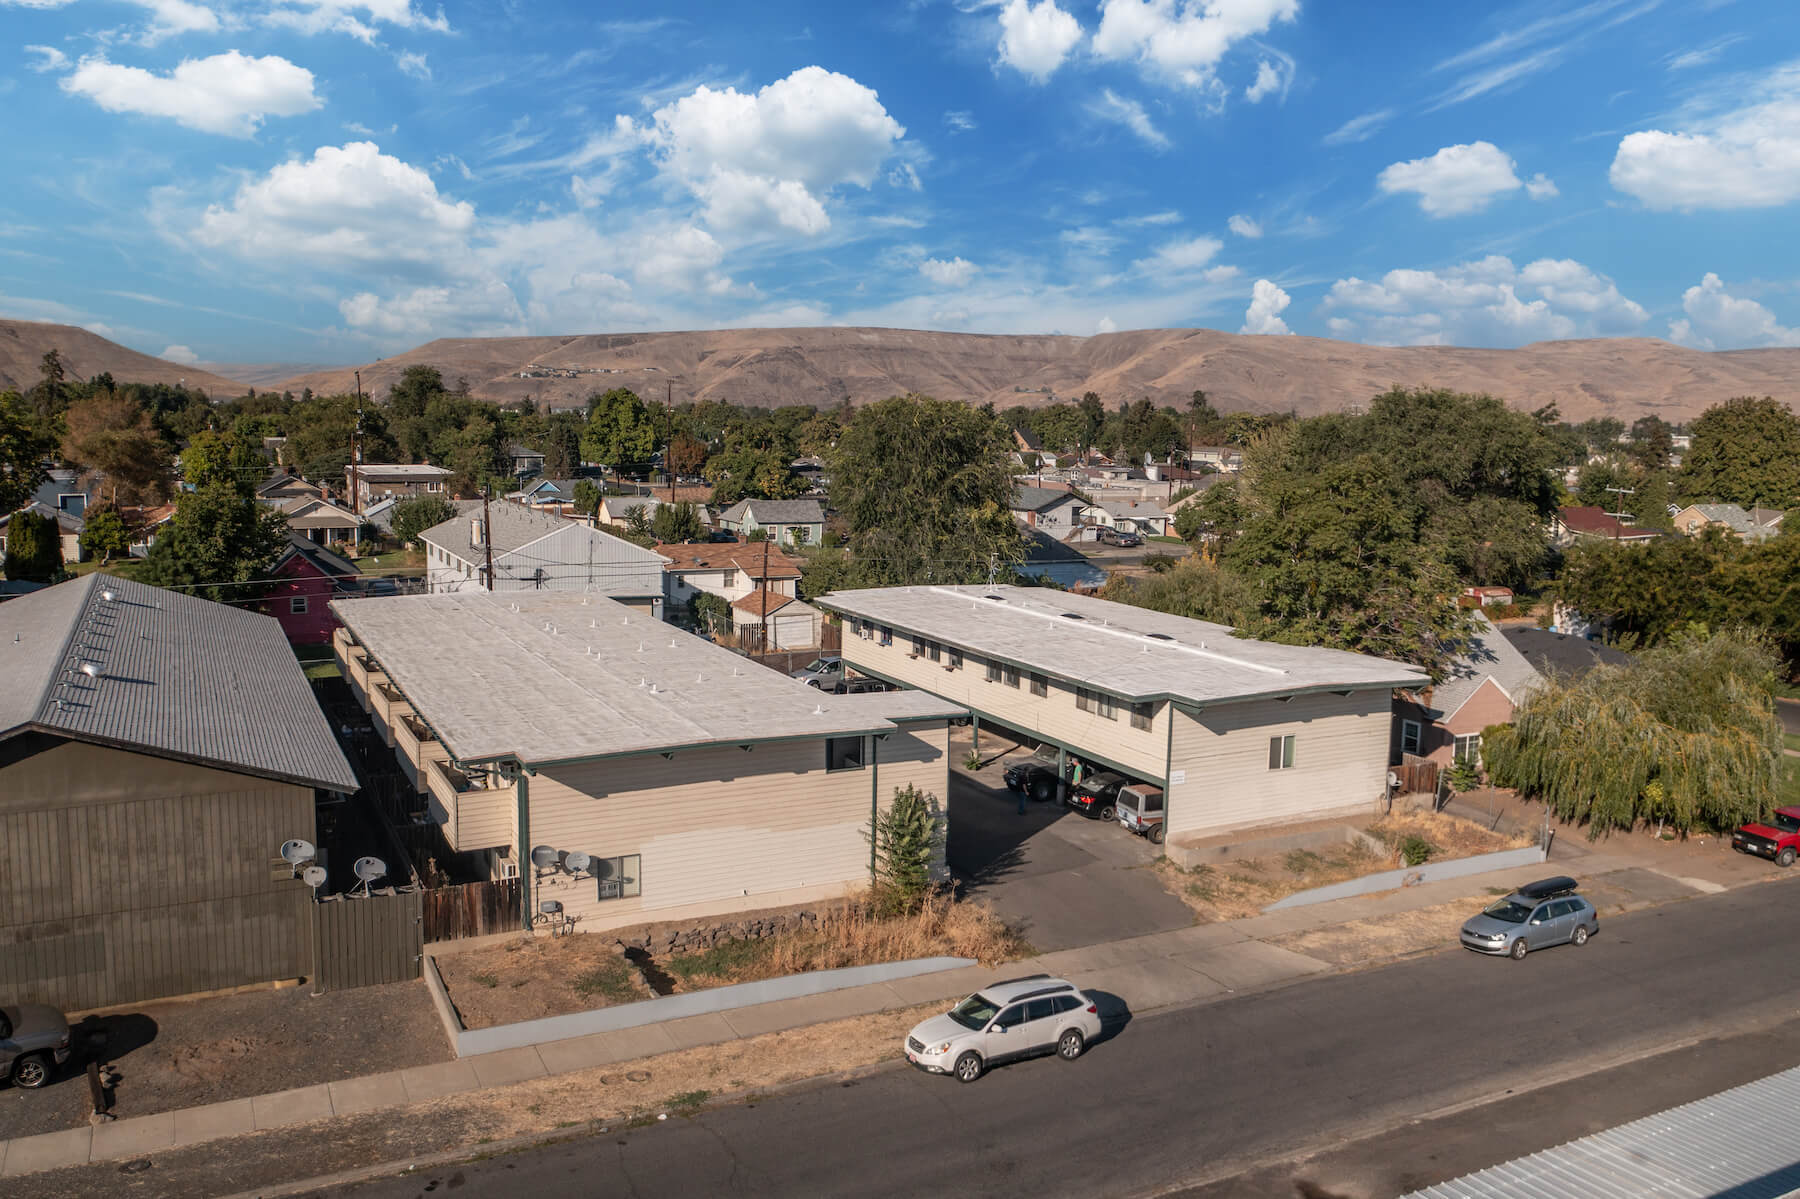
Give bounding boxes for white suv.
[904,976,1103,1083]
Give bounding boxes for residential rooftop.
[719,498,825,524]
[1011,485,1080,512]
[818,585,1427,704]
[330,590,964,767]
[351,463,454,480]
[652,541,802,579]
[1416,612,1542,721]
[0,574,356,791]
[423,500,664,566]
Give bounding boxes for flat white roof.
[331,590,961,766]
[352,464,453,479]
[818,584,1427,705]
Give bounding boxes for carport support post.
[869,734,881,885]
[515,763,532,932]
[971,715,980,756]
[1056,745,1068,803]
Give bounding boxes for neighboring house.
[330,591,961,931]
[1013,426,1045,455]
[1748,507,1791,537]
[1673,503,1783,543]
[0,501,86,564]
[347,464,454,512]
[1092,500,1172,537]
[1500,626,1634,677]
[257,473,323,508]
[32,468,96,519]
[507,444,546,478]
[1551,506,1660,546]
[654,541,812,644]
[120,502,176,558]
[361,496,400,534]
[599,495,659,528]
[717,498,826,547]
[1009,486,1087,537]
[1165,475,1226,515]
[281,494,365,549]
[420,501,666,616]
[1188,446,1243,474]
[515,479,581,511]
[818,584,1425,846]
[260,533,362,646]
[0,579,48,601]
[1392,613,1542,768]
[1459,586,1515,608]
[1,574,357,1011]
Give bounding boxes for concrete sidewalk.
[0,849,1679,1180]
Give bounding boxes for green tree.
[61,392,171,506]
[1629,414,1674,470]
[136,483,289,601]
[182,430,264,495]
[1173,481,1243,548]
[78,505,132,564]
[286,395,397,482]
[1424,495,1549,588]
[1680,396,1800,507]
[689,591,731,635]
[540,414,583,478]
[3,507,62,582]
[0,390,50,515]
[1484,629,1783,837]
[1032,403,1087,454]
[28,349,67,423]
[1097,556,1251,624]
[390,494,456,547]
[1076,391,1105,453]
[650,501,704,543]
[829,394,1022,586]
[572,479,602,518]
[867,784,944,916]
[797,547,864,602]
[581,388,656,471]
[705,444,805,505]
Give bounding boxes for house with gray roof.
[420,500,667,616]
[1009,485,1087,538]
[0,574,357,1011]
[1393,612,1542,768]
[1673,502,1784,543]
[1092,499,1172,537]
[0,499,87,565]
[717,497,826,547]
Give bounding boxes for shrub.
[1399,835,1435,866]
[1448,758,1481,793]
[868,784,944,916]
[1142,552,1179,573]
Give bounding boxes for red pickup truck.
[1731,806,1800,867]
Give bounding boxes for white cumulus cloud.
[62,51,320,137]
[1244,58,1282,102]
[1322,255,1647,346]
[1227,213,1262,238]
[643,66,905,237]
[996,0,1084,83]
[1093,0,1298,91]
[1377,140,1528,217]
[1134,234,1224,277]
[159,344,200,364]
[262,0,451,43]
[1524,172,1559,199]
[1610,63,1800,210]
[919,257,978,288]
[1240,278,1291,334]
[1667,273,1800,350]
[1087,88,1169,148]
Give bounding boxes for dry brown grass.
[1266,900,1474,967]
[1368,808,1536,859]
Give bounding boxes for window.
[925,641,941,662]
[1400,719,1422,756]
[827,736,865,772]
[593,853,641,901]
[1022,998,1055,1023]
[910,635,925,656]
[1002,665,1020,688]
[289,596,308,614]
[1051,994,1082,1015]
[879,626,893,647]
[1268,734,1296,770]
[986,660,1003,684]
[947,649,962,670]
[1076,687,1091,712]
[1029,673,1047,697]
[1453,733,1482,764]
[1095,692,1116,720]
[1130,700,1155,731]
[1144,790,1163,814]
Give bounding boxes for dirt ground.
[0,978,450,1141]
[1267,900,1478,967]
[1157,808,1533,923]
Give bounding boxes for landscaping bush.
[1142,552,1179,573]
[1399,835,1436,866]
[868,784,943,916]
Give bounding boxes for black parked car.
[1067,770,1127,821]
[1004,744,1065,802]
[837,676,896,695]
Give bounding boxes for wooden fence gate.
[312,888,423,991]
[422,878,523,943]
[1392,755,1439,797]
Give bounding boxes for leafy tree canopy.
[0,390,50,515]
[571,479,602,518]
[3,507,62,582]
[1679,396,1800,508]
[78,505,132,564]
[580,388,657,471]
[705,444,805,505]
[136,483,290,602]
[182,429,265,495]
[390,493,457,547]
[286,394,398,482]
[650,501,704,543]
[61,392,171,507]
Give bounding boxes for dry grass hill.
[6,317,1798,425]
[0,320,245,396]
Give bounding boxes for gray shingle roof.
[2,500,85,534]
[1011,486,1082,513]
[1421,612,1543,721]
[421,501,663,566]
[721,498,825,525]
[0,574,357,790]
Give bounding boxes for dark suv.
[1,1003,72,1089]
[837,676,896,695]
[1097,527,1142,547]
[1004,744,1065,802]
[1067,770,1127,821]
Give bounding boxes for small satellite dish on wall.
[562,851,592,876]
[530,845,559,871]
[281,839,317,875]
[302,865,328,890]
[351,856,386,896]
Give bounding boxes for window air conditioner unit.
[499,861,520,881]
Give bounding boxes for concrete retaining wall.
[430,954,975,1058]
[1264,845,1549,911]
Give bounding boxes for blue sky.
[3,0,1799,366]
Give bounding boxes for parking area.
[947,730,1194,953]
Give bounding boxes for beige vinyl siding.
[1165,690,1390,839]
[521,727,950,932]
[871,724,950,877]
[842,629,1168,780]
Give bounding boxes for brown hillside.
[0,320,246,396]
[271,326,1800,424]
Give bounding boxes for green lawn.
[356,548,423,576]
[1781,756,1800,808]
[1147,534,1187,545]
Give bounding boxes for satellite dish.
[301,865,328,889]
[563,851,592,876]
[530,845,560,871]
[351,856,386,895]
[281,839,317,868]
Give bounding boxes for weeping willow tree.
[1484,629,1783,837]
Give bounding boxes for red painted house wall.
[262,553,342,646]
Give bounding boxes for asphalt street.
[313,874,1800,1199]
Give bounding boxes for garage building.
[817,585,1426,846]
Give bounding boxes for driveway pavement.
[947,753,1194,953]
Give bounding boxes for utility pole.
[1604,483,1635,541]
[481,485,496,590]
[350,370,364,515]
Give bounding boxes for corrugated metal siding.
[493,522,664,598]
[844,632,1169,780]
[1405,1065,1800,1199]
[1166,691,1389,838]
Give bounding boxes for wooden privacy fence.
[312,888,423,991]
[422,878,523,943]
[1392,756,1439,797]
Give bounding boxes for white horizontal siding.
[493,523,664,597]
[842,631,1168,780]
[1166,690,1390,839]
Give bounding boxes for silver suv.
[2,1003,72,1089]
[904,976,1102,1083]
